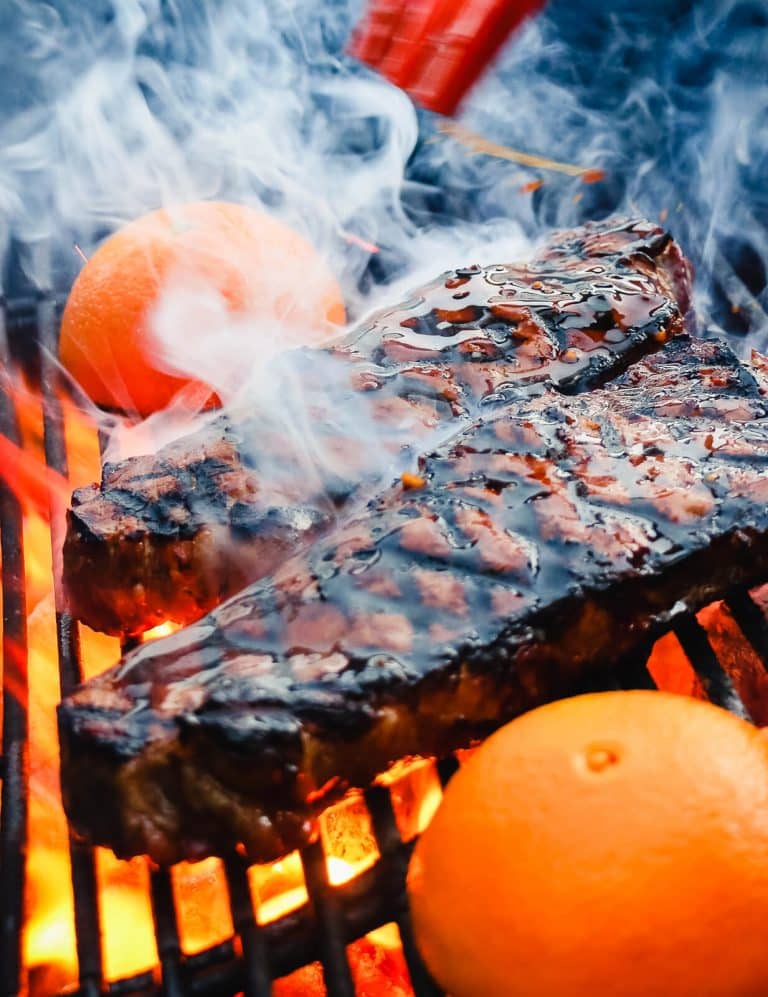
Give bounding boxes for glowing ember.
[580,168,606,184]
[143,620,181,641]
[520,178,544,194]
[173,858,234,954]
[341,230,381,255]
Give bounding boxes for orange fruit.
[60,201,345,416]
[408,691,768,997]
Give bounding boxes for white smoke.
[1,0,766,444]
[1,0,526,303]
[0,2,412,291]
[454,0,768,342]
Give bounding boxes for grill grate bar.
[364,787,444,997]
[107,969,155,995]
[0,304,29,997]
[222,855,272,997]
[112,653,187,997]
[114,490,185,992]
[148,868,186,996]
[66,844,103,997]
[300,841,356,997]
[617,640,659,691]
[673,614,752,720]
[181,942,237,997]
[194,837,427,989]
[725,588,768,669]
[435,757,459,788]
[36,298,106,995]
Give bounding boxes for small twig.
[439,121,604,181]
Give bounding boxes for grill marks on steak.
[59,337,768,864]
[64,217,692,635]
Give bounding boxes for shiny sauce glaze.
[60,337,768,863]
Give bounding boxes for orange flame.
[10,368,424,995]
[0,434,69,519]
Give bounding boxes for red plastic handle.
[348,0,546,116]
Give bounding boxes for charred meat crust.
[63,216,692,635]
[65,428,332,634]
[60,336,768,865]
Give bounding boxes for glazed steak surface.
[64,217,691,634]
[60,337,768,865]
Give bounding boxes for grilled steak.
[60,336,768,865]
[64,217,691,635]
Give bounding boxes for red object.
[348,0,546,116]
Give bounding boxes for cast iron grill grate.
[0,291,764,996]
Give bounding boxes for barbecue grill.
[0,288,766,997]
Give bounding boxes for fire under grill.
[1,291,767,997]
